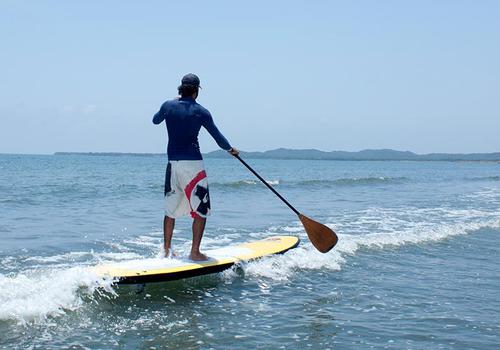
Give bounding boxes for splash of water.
[0,267,115,325]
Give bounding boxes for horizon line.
[1,147,500,157]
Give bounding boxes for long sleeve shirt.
[153,97,231,160]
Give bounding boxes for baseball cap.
[181,73,201,88]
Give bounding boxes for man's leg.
[163,215,175,257]
[189,216,208,261]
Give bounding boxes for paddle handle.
[234,154,301,217]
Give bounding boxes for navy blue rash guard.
[152,97,231,160]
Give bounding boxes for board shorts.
[164,160,211,219]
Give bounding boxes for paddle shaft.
[234,155,300,216]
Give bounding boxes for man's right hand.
[228,147,239,156]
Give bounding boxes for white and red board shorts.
[164,160,211,219]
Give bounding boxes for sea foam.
[0,267,115,324]
[1,203,498,324]
[241,206,500,282]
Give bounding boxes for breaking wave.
[241,206,500,281]
[210,179,280,189]
[1,202,498,324]
[0,267,115,325]
[210,177,407,190]
[296,176,408,186]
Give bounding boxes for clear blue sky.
[0,1,499,154]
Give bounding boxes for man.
[153,73,238,261]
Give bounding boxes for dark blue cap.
[181,73,201,88]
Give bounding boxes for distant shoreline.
[52,149,500,162]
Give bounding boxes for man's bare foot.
[189,252,209,261]
[164,248,177,258]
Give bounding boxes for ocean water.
[0,154,499,349]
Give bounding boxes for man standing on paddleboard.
[153,73,239,261]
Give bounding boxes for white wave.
[96,252,143,262]
[240,206,500,282]
[122,233,162,245]
[25,251,91,263]
[0,256,18,269]
[462,187,500,202]
[197,235,234,246]
[0,267,115,324]
[243,245,344,281]
[337,218,500,254]
[242,179,280,186]
[2,201,498,324]
[279,226,304,233]
[21,251,143,266]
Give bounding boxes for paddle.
[233,154,338,253]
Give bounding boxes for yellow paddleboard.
[93,235,299,284]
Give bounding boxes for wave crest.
[0,267,115,324]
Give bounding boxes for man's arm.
[152,104,165,124]
[202,112,232,151]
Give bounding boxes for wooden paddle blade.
[299,214,338,253]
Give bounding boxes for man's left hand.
[228,147,239,156]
